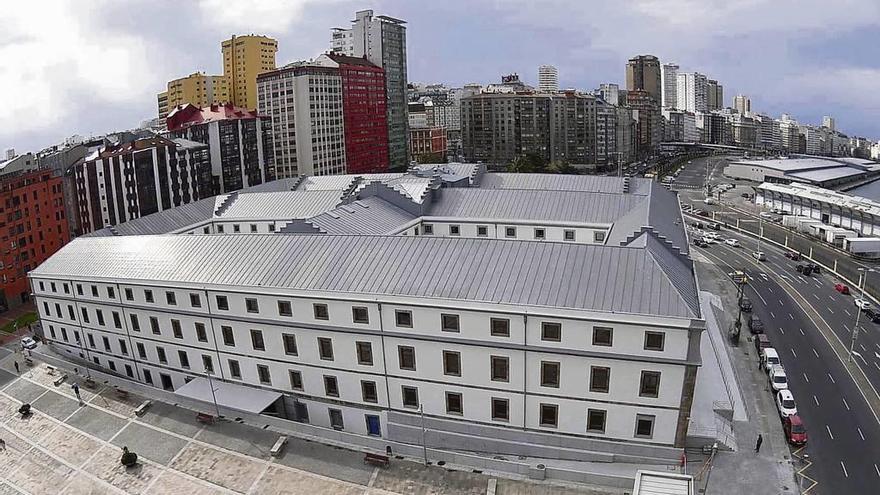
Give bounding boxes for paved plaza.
[0,348,619,495]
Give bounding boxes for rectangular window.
[449,224,460,236]
[329,409,344,430]
[541,322,562,342]
[318,337,334,360]
[540,361,560,388]
[144,369,153,385]
[313,303,329,320]
[590,366,611,393]
[119,339,128,356]
[594,231,606,243]
[51,282,56,292]
[441,314,460,332]
[490,318,510,337]
[166,291,176,305]
[150,317,160,335]
[491,398,509,422]
[401,386,419,409]
[395,310,412,328]
[112,312,121,329]
[192,322,206,342]
[289,370,303,390]
[477,225,488,237]
[157,347,167,364]
[361,380,378,403]
[324,376,339,397]
[587,409,606,433]
[107,287,115,299]
[282,334,298,355]
[202,355,213,373]
[90,285,97,297]
[446,392,463,415]
[80,307,89,323]
[233,224,240,233]
[190,293,201,308]
[144,290,154,303]
[178,350,190,368]
[251,329,265,351]
[540,403,559,428]
[505,226,516,238]
[250,224,257,233]
[125,288,134,301]
[171,319,183,339]
[221,326,235,346]
[644,331,666,351]
[398,346,416,371]
[216,295,229,310]
[61,328,68,342]
[491,356,509,382]
[423,224,434,235]
[68,306,75,320]
[443,350,461,376]
[564,229,576,241]
[278,300,292,317]
[108,361,116,372]
[257,364,272,385]
[245,298,259,313]
[87,334,95,348]
[96,310,105,326]
[352,306,369,324]
[229,360,242,379]
[635,414,655,438]
[356,341,373,365]
[534,228,545,239]
[101,336,110,351]
[639,371,661,398]
[592,326,613,346]
[137,343,147,359]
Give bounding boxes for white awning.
[174,377,282,414]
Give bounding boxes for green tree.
[547,160,576,174]
[507,153,547,173]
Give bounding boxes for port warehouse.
[725,156,880,189]
[757,181,880,258]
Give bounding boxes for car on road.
[754,333,771,351]
[864,308,880,323]
[693,238,708,247]
[740,296,753,311]
[783,415,808,446]
[796,264,812,276]
[704,232,721,240]
[784,251,801,261]
[703,197,716,205]
[731,270,748,284]
[834,283,850,295]
[769,365,789,391]
[697,210,711,217]
[741,193,751,199]
[707,222,721,231]
[691,221,704,229]
[21,337,37,350]
[702,236,717,245]
[748,315,765,334]
[752,251,766,261]
[807,263,820,274]
[724,238,740,247]
[776,389,798,418]
[759,212,774,220]
[855,298,872,310]
[761,348,781,372]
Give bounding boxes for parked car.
[754,333,771,351]
[704,197,716,205]
[693,238,708,247]
[776,389,798,417]
[752,251,766,261]
[783,415,808,446]
[855,298,872,311]
[864,308,880,323]
[692,221,704,229]
[761,348,781,373]
[740,296,753,312]
[724,238,740,247]
[741,193,751,199]
[759,212,775,220]
[707,222,722,231]
[784,252,801,261]
[697,210,711,217]
[769,365,790,392]
[21,337,37,350]
[748,316,765,334]
[834,283,850,294]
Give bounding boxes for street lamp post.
[418,404,428,466]
[850,269,873,363]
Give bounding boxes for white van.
[769,365,789,392]
[761,348,781,372]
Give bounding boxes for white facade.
[330,27,354,55]
[822,115,836,132]
[732,95,751,116]
[538,65,559,93]
[661,63,679,109]
[598,83,619,106]
[675,72,707,113]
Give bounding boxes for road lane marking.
[841,461,848,478]
[770,311,776,319]
[874,362,880,371]
[860,343,867,352]
[830,295,835,301]
[827,425,835,439]
[844,309,852,317]
[812,294,820,301]
[812,348,819,358]
[799,328,805,336]
[828,373,835,383]
[791,349,797,358]
[779,327,785,335]
[779,299,784,306]
[756,291,768,305]
[843,397,850,410]
[804,373,810,383]
[789,313,794,320]
[813,395,819,405]
[875,463,879,477]
[828,307,835,314]
[858,427,865,441]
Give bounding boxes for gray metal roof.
[32,234,698,318]
[296,173,406,192]
[218,190,343,220]
[428,188,644,224]
[307,197,416,234]
[479,173,650,195]
[85,197,216,237]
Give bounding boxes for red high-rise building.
[0,167,69,310]
[319,53,389,173]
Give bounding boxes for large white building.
[31,169,702,463]
[732,95,751,116]
[661,63,679,109]
[538,65,559,92]
[675,72,707,113]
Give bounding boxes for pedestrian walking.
[13,361,19,374]
[72,383,82,405]
[755,434,763,453]
[0,438,6,451]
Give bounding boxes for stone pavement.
[0,346,620,495]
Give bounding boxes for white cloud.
[197,0,344,32]
[0,2,156,139]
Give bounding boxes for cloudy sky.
[2,0,880,153]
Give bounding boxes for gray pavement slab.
[64,405,128,441]
[2,378,47,404]
[496,479,620,495]
[372,461,488,495]
[137,401,203,438]
[0,369,15,389]
[0,482,23,495]
[273,436,374,485]
[110,422,189,465]
[195,419,276,458]
[32,390,81,421]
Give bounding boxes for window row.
[421,223,586,242]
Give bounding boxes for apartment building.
[158,73,231,120]
[626,55,661,103]
[661,63,679,109]
[74,134,212,233]
[626,90,662,157]
[31,171,702,463]
[676,72,708,113]
[706,80,723,111]
[257,63,347,177]
[222,35,278,109]
[410,127,447,162]
[538,65,559,93]
[166,103,274,194]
